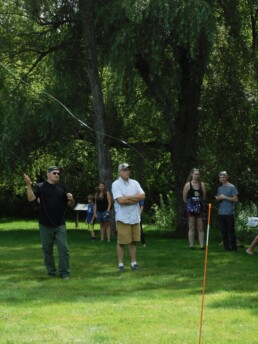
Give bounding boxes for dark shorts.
[97,210,110,223]
[187,212,202,218]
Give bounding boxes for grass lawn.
[0,219,258,343]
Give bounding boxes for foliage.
[0,141,98,217]
[235,202,258,240]
[151,191,176,231]
[0,0,257,225]
[198,0,258,203]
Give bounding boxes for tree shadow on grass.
[0,230,257,314]
[208,294,258,316]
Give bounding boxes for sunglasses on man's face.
[52,172,60,175]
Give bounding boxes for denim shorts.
[97,210,110,223]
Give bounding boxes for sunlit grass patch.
[0,219,257,343]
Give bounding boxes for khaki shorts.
[116,221,140,245]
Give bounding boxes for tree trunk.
[79,0,113,190]
[174,37,211,235]
[135,33,210,236]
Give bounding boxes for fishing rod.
[1,61,220,342]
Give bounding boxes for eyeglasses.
[52,172,60,175]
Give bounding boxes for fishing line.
[0,61,140,147]
[0,60,174,189]
[1,140,69,204]
[1,62,221,339]
[0,60,176,229]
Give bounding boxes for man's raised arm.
[24,174,36,202]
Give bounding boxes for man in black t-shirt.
[24,166,75,279]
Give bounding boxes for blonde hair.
[87,194,95,201]
[186,168,200,182]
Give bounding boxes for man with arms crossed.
[112,163,145,272]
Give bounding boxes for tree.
[79,0,113,188]
[0,0,257,225]
[96,0,216,233]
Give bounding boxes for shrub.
[151,191,176,231]
[235,202,258,240]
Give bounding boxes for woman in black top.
[183,168,206,249]
[94,182,112,241]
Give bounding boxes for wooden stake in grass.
[199,203,212,344]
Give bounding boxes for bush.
[151,191,176,231]
[235,202,258,241]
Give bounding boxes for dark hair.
[95,182,107,199]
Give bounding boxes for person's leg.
[100,222,105,241]
[90,224,95,239]
[55,225,70,277]
[39,224,56,276]
[188,216,196,248]
[105,222,111,242]
[227,215,237,250]
[218,215,230,250]
[130,224,140,269]
[116,221,128,271]
[140,221,146,246]
[196,217,205,249]
[246,235,258,254]
[97,211,105,241]
[117,243,124,264]
[129,242,137,263]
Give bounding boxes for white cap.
[118,163,131,171]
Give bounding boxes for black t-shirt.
[187,181,203,200]
[96,193,109,212]
[33,181,71,227]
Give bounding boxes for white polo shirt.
[112,177,145,224]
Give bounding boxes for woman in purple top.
[183,168,206,250]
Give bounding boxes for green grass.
[0,218,93,231]
[0,219,258,343]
